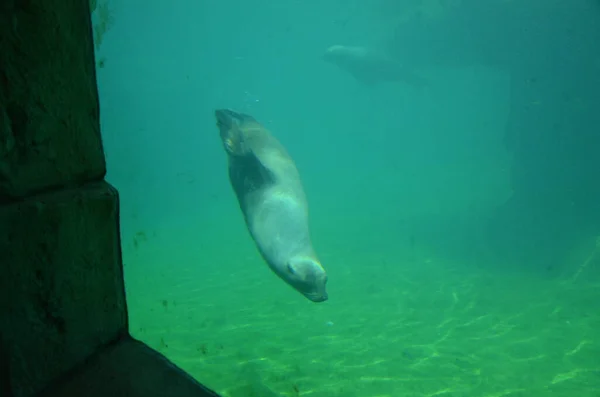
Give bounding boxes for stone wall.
[0,1,220,396]
[0,1,125,395]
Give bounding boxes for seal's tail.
[215,109,256,126]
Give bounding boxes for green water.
[93,0,600,395]
[123,210,599,397]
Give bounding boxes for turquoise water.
[93,1,600,396]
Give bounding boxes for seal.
[214,109,328,303]
[323,44,427,88]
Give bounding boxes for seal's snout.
[286,257,329,303]
[322,47,338,63]
[308,293,328,303]
[305,271,328,303]
[323,45,347,62]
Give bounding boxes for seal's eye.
[287,263,296,275]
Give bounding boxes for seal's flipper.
[216,108,257,123]
[221,125,246,156]
[228,150,276,198]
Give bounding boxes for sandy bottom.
[123,218,600,397]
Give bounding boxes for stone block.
[0,0,106,201]
[0,181,127,397]
[38,336,222,397]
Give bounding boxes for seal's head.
[282,256,328,302]
[323,45,368,65]
[215,108,258,155]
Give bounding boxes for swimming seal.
[214,109,328,303]
[323,44,427,88]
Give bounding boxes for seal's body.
[323,45,427,88]
[215,109,328,303]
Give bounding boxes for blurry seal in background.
[214,109,328,302]
[323,44,428,88]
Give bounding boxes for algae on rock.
[90,0,114,68]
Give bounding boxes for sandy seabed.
[123,218,600,397]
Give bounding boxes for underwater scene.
[92,0,600,396]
